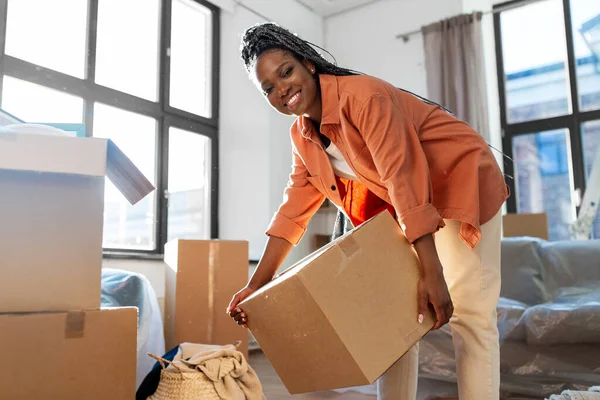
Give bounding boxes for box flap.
[0,131,155,205]
[105,139,155,205]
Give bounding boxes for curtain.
[422,12,490,141]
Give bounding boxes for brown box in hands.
[240,212,435,394]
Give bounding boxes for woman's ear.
[302,59,316,75]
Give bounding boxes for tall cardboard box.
[0,307,138,399]
[239,212,436,394]
[164,239,249,358]
[0,132,154,313]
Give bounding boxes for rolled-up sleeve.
[265,149,325,245]
[357,94,444,243]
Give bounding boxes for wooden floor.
[249,350,460,400]
[249,350,375,400]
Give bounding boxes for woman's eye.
[264,87,272,96]
[283,67,293,77]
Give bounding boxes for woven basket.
[146,353,220,400]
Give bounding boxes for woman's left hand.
[418,270,454,330]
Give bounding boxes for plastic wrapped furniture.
[102,268,166,390]
[419,237,600,399]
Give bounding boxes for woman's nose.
[277,84,290,98]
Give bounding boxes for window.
[167,126,212,241]
[0,0,220,256]
[1,76,84,122]
[169,0,213,117]
[495,0,600,240]
[95,0,161,101]
[581,120,600,237]
[93,103,158,250]
[5,0,88,78]
[512,129,574,240]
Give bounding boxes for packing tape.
[207,241,219,343]
[338,235,360,259]
[65,311,86,339]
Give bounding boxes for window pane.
[512,129,574,241]
[581,121,600,238]
[170,0,212,117]
[570,0,600,111]
[501,0,571,124]
[93,103,157,250]
[167,127,211,241]
[1,76,83,122]
[5,0,87,78]
[96,0,160,101]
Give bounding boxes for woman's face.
[252,49,321,121]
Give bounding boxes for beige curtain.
[422,12,490,141]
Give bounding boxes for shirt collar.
[318,74,341,126]
[299,74,340,138]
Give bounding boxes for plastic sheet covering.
[416,237,600,399]
[101,268,165,389]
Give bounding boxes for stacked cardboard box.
[164,239,250,359]
[0,131,154,399]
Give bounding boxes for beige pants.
[377,210,502,400]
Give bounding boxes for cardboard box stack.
[164,239,250,359]
[240,211,436,394]
[0,130,155,399]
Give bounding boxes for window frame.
[494,0,600,214]
[0,0,220,258]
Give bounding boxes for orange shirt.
[265,74,509,249]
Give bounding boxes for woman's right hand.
[227,286,256,328]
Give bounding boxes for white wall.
[325,0,463,95]
[103,0,327,307]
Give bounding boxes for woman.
[227,22,508,400]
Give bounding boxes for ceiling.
[295,0,382,18]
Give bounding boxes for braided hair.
[240,22,360,76]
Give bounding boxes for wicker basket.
[146,353,220,400]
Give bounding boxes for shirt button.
[331,185,336,191]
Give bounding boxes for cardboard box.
[164,239,249,358]
[239,212,436,394]
[0,307,138,399]
[0,132,154,313]
[502,212,549,240]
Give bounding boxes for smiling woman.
[256,50,319,114]
[240,23,359,120]
[228,22,509,400]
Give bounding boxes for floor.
[249,350,375,399]
[249,350,459,400]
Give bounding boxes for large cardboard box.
[502,212,549,240]
[164,239,249,358]
[0,132,154,313]
[239,212,436,394]
[0,307,138,399]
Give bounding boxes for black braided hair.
[240,22,361,76]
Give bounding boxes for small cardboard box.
[164,239,249,358]
[0,132,154,313]
[0,307,138,399]
[502,212,549,240]
[239,212,435,394]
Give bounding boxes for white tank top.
[325,141,358,181]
